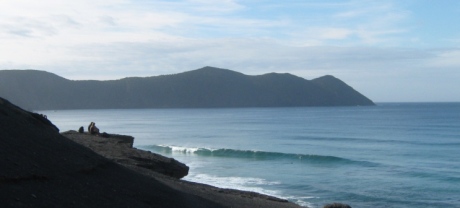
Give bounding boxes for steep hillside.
[0,66,375,110]
[312,75,375,106]
[0,96,303,207]
[0,97,223,207]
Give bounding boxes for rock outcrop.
[0,97,223,207]
[323,202,352,208]
[0,96,302,208]
[62,130,189,179]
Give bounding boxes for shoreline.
[1,96,352,208]
[1,96,300,208]
[62,130,303,208]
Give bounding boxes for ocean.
[39,103,460,208]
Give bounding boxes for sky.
[1,0,459,102]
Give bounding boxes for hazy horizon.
[1,0,459,102]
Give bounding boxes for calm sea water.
[39,103,460,208]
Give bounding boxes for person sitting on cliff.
[78,126,84,133]
[88,122,100,135]
[88,122,94,133]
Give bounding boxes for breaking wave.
[145,145,375,166]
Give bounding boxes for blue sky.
[1,0,459,102]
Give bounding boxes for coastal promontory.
[0,96,302,207]
[0,66,374,110]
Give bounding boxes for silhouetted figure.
[88,122,94,133]
[78,126,84,133]
[88,122,100,135]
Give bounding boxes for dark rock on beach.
[323,203,352,208]
[0,96,302,208]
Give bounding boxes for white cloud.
[184,0,244,13]
[426,49,460,68]
[303,27,353,41]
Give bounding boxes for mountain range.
[0,66,375,110]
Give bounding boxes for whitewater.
[40,103,460,207]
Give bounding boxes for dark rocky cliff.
[0,96,222,207]
[61,130,189,179]
[0,96,302,207]
[0,66,375,110]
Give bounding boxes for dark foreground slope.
[0,97,223,208]
[0,67,374,110]
[0,97,301,208]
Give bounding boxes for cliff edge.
[61,130,189,179]
[0,96,302,208]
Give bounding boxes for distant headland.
[0,66,374,110]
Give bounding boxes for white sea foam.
[185,173,315,207]
[186,173,280,195]
[287,196,318,207]
[170,145,200,153]
[156,144,218,154]
[291,199,314,208]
